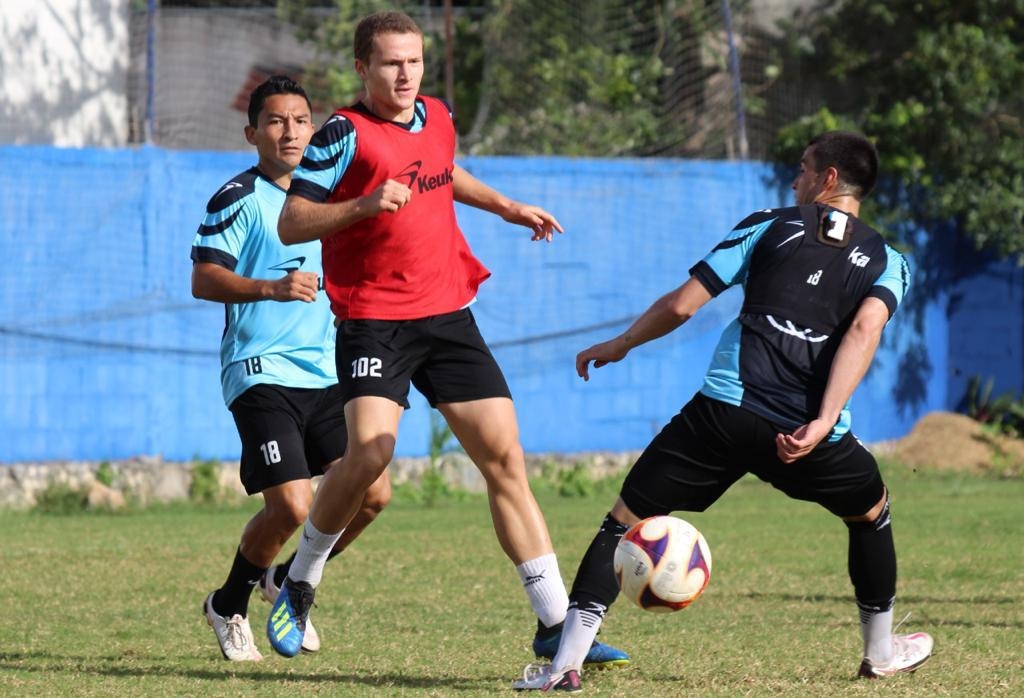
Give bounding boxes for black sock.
[273,552,297,588]
[568,514,630,613]
[535,619,563,640]
[213,547,265,618]
[845,498,897,609]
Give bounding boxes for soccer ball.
[614,515,712,612]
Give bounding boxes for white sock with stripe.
[861,607,895,664]
[516,553,570,628]
[552,606,602,672]
[288,520,343,587]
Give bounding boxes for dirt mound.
[882,411,1024,476]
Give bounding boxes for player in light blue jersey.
[191,76,391,662]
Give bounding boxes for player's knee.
[843,489,890,529]
[362,474,392,515]
[265,498,310,532]
[476,441,527,483]
[262,481,313,532]
[349,438,396,474]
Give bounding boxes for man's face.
[356,31,424,119]
[246,93,313,176]
[791,146,825,205]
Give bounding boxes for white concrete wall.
[0,0,129,146]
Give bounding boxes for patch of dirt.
[878,411,1024,476]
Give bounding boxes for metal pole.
[720,0,748,159]
[145,0,156,144]
[444,0,454,109]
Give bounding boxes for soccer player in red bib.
[264,11,627,668]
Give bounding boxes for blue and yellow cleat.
[266,578,316,658]
[533,630,630,669]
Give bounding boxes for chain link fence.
[128,0,817,159]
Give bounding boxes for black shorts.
[335,308,511,408]
[620,392,885,519]
[229,383,347,495]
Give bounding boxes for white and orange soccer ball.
[614,515,712,612]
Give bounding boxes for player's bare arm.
[278,180,412,244]
[191,262,318,303]
[451,164,564,242]
[775,296,890,463]
[576,278,712,381]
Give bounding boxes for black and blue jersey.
[691,204,910,439]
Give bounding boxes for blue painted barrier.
[0,147,1019,461]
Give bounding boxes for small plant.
[539,458,560,483]
[95,461,115,487]
[966,375,1024,438]
[189,458,222,504]
[420,410,461,507]
[34,480,88,515]
[987,440,1023,479]
[556,462,595,499]
[428,410,459,467]
[420,465,452,508]
[530,457,627,498]
[967,375,996,423]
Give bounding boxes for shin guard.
[846,495,896,613]
[568,514,631,617]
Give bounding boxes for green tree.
[464,0,668,155]
[769,0,1024,258]
[275,1,681,156]
[276,0,440,112]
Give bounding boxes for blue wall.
[0,146,1020,462]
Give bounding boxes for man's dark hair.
[247,75,311,128]
[807,131,879,199]
[354,11,422,63]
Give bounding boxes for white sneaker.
[259,565,321,653]
[513,664,553,690]
[512,663,583,692]
[203,592,262,661]
[858,632,934,678]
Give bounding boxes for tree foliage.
[275,1,433,111]
[276,1,705,156]
[769,0,1024,259]
[464,1,668,155]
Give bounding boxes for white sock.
[288,520,344,587]
[552,606,602,672]
[861,607,894,664]
[516,553,569,628]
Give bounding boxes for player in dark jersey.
[192,76,390,661]
[513,132,933,691]
[264,11,627,668]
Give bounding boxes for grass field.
[1,464,1021,697]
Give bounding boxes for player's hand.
[576,337,629,381]
[367,179,412,214]
[503,203,564,242]
[775,418,832,463]
[269,270,319,302]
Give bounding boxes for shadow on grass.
[731,591,1024,629]
[0,651,506,690]
[735,590,1022,607]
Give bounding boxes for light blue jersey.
[191,167,336,407]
